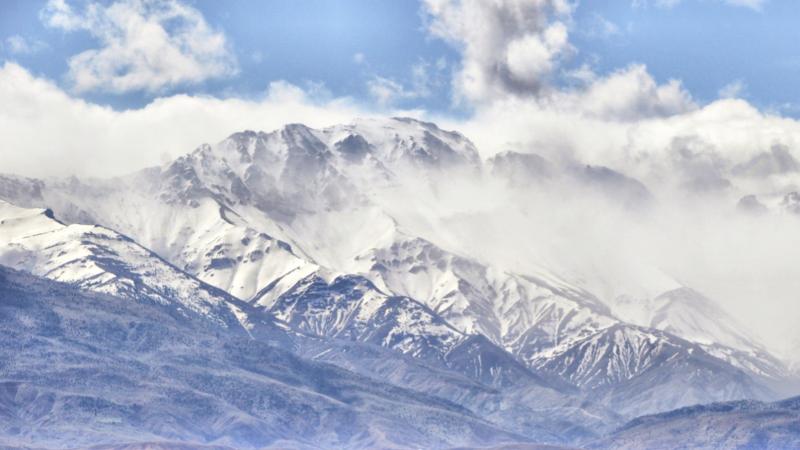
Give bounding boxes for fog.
[371,150,800,360]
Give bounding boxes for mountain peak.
[0,200,64,241]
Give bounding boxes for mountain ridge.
[0,116,796,447]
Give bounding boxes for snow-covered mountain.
[348,232,782,416]
[0,200,261,333]
[0,265,533,449]
[268,273,466,361]
[0,203,624,447]
[0,116,796,447]
[265,271,566,391]
[0,200,614,447]
[488,151,653,209]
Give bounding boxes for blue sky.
[573,1,800,112]
[1,0,797,116]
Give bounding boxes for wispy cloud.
[4,35,49,55]
[719,79,747,99]
[367,76,415,106]
[366,58,448,107]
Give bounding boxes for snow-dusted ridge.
[0,265,537,449]
[0,200,275,336]
[0,116,796,447]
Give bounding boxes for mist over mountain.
[1,116,799,448]
[3,0,800,447]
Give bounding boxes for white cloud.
[367,76,413,106]
[421,0,574,103]
[430,90,800,356]
[40,0,238,93]
[442,93,797,179]
[353,52,366,64]
[4,35,48,54]
[41,0,86,30]
[570,64,696,121]
[421,0,697,124]
[0,62,364,178]
[366,59,447,106]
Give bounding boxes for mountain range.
[1,117,798,449]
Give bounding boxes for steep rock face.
[534,325,678,389]
[356,236,505,340]
[495,273,616,365]
[9,168,317,304]
[212,125,357,215]
[650,289,788,379]
[2,120,587,399]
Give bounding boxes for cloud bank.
[0,62,365,177]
